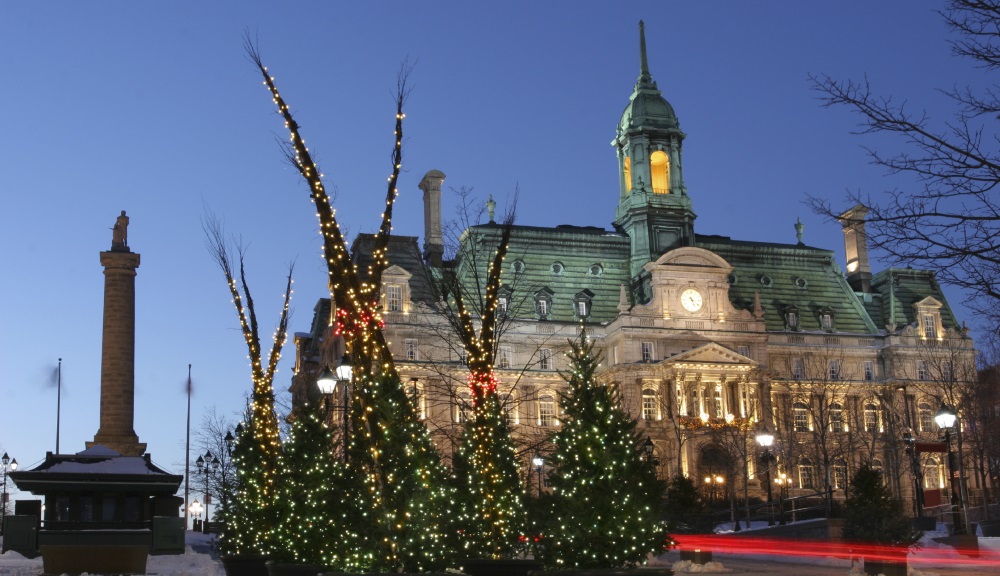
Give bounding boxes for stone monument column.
[87,211,146,456]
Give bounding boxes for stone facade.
[290,24,979,510]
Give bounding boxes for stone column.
[88,213,146,456]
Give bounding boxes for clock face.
[680,288,703,312]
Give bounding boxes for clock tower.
[613,21,695,279]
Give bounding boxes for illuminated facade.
[291,23,978,511]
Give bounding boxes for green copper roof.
[461,223,630,323]
[870,268,962,331]
[695,234,880,335]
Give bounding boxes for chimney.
[419,170,446,266]
[87,211,146,456]
[838,204,872,293]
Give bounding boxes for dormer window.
[497,285,512,317]
[785,306,800,330]
[913,297,944,342]
[819,307,835,331]
[574,289,595,319]
[386,285,403,312]
[512,259,525,274]
[535,288,554,320]
[550,262,564,276]
[923,314,937,340]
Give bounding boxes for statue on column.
[112,211,129,250]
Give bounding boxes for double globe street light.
[317,354,353,461]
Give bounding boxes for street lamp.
[532,454,544,496]
[335,354,353,461]
[902,428,925,519]
[222,430,235,516]
[188,499,203,531]
[196,451,216,531]
[774,472,790,525]
[756,428,776,526]
[934,404,965,535]
[1,453,17,536]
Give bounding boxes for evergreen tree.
[663,475,710,534]
[451,384,525,558]
[544,332,667,568]
[843,463,921,547]
[344,372,456,572]
[222,412,283,557]
[272,402,348,567]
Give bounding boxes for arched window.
[502,392,518,426]
[918,402,935,432]
[623,156,632,194]
[798,458,815,489]
[793,401,810,432]
[829,402,845,433]
[538,394,556,427]
[650,150,670,194]
[642,387,660,421]
[864,401,881,433]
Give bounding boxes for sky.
[0,1,984,504]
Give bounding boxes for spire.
[636,20,655,90]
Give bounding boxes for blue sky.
[0,1,978,503]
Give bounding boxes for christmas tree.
[343,372,456,572]
[443,207,527,559]
[247,43,455,571]
[843,463,921,547]
[544,331,666,568]
[272,401,348,568]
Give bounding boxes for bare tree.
[808,0,1000,330]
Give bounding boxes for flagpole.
[184,364,192,531]
[56,358,62,454]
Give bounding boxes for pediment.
[913,296,943,310]
[384,264,412,279]
[663,342,757,368]
[645,246,732,273]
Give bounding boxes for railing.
[708,489,834,531]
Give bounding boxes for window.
[550,262,564,275]
[574,289,594,319]
[512,259,525,274]
[923,314,937,340]
[793,401,809,432]
[737,345,750,358]
[942,361,953,382]
[828,359,841,380]
[821,313,833,330]
[386,284,403,312]
[539,348,553,370]
[798,458,815,489]
[535,289,553,319]
[864,402,880,433]
[917,360,929,380]
[498,295,508,315]
[589,264,603,277]
[830,402,845,433]
[642,388,659,421]
[918,402,934,432]
[503,393,518,425]
[787,311,799,329]
[498,346,513,369]
[641,341,655,363]
[650,149,670,194]
[688,387,702,417]
[791,357,805,379]
[740,385,757,419]
[455,391,471,423]
[576,300,587,316]
[539,394,556,427]
[923,457,943,489]
[412,381,426,420]
[863,360,875,382]
[712,386,724,418]
[404,339,418,361]
[833,460,848,490]
[458,350,468,365]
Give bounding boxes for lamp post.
[196,451,216,531]
[902,428,925,519]
[934,404,965,535]
[774,473,789,525]
[335,354,353,462]
[221,430,235,518]
[643,436,659,477]
[188,499,203,531]
[532,454,544,497]
[756,429,776,526]
[1,453,17,536]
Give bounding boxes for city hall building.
[291,24,976,509]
